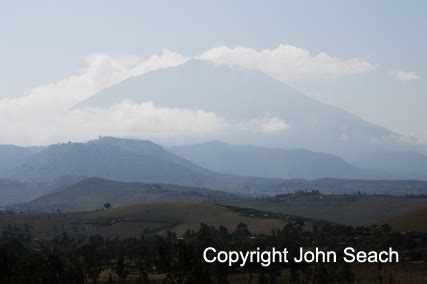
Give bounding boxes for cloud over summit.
[0,45,376,145]
[200,44,376,83]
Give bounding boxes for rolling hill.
[170,141,370,179]
[19,177,234,212]
[19,176,427,227]
[224,194,427,226]
[2,202,287,239]
[82,202,287,236]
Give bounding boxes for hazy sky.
[1,0,426,143]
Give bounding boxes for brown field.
[374,207,427,233]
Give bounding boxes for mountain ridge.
[0,145,43,174]
[169,140,371,179]
[4,137,290,194]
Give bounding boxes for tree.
[81,245,102,284]
[107,273,113,284]
[115,255,129,283]
[63,258,85,284]
[104,203,112,210]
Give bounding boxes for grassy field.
[223,194,427,226]
[0,202,287,240]
[82,202,288,236]
[7,193,427,240]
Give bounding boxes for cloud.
[0,48,289,145]
[392,70,420,82]
[46,101,227,143]
[0,50,189,145]
[241,117,290,133]
[0,49,186,113]
[1,44,373,145]
[0,99,227,146]
[199,44,376,83]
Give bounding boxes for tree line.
[0,220,426,283]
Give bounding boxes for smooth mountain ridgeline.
[169,141,371,179]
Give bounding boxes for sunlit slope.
[83,202,286,235]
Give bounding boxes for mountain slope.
[76,59,407,160]
[0,145,42,174]
[170,141,369,179]
[355,151,427,180]
[7,137,213,184]
[6,137,288,193]
[0,178,54,206]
